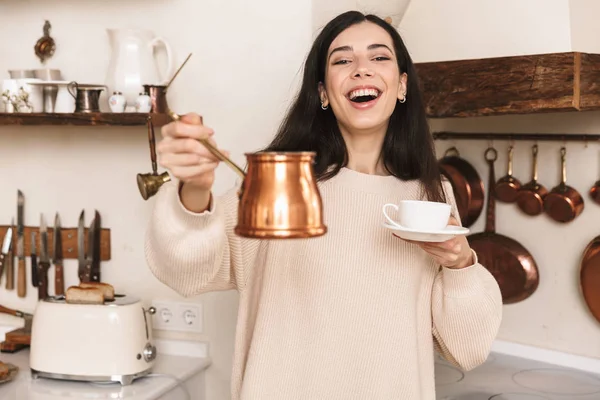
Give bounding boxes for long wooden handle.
[54,261,64,296]
[0,304,18,316]
[5,251,14,290]
[17,258,26,297]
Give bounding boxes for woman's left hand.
[398,216,474,269]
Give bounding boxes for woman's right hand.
[158,113,228,212]
[158,112,227,191]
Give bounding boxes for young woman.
[145,11,502,400]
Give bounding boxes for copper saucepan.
[495,144,521,203]
[543,146,584,223]
[580,235,600,324]
[438,147,484,228]
[516,144,548,216]
[590,150,600,205]
[167,111,327,239]
[591,180,600,205]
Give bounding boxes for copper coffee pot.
[137,52,327,239]
[162,111,327,239]
[137,117,170,200]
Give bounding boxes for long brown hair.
[263,11,445,203]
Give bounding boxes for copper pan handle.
[507,145,514,176]
[168,110,246,179]
[560,146,567,185]
[531,144,539,182]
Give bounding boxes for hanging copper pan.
[580,235,600,324]
[467,147,539,304]
[495,144,521,203]
[516,144,548,216]
[438,147,484,228]
[590,151,600,205]
[543,146,584,223]
[591,180,600,205]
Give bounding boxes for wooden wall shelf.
[0,112,170,127]
[415,51,600,118]
[0,225,111,261]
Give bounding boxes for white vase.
[104,28,174,111]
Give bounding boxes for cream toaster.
[29,294,157,385]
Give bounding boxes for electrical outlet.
[151,300,203,333]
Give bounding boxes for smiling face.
[319,21,407,135]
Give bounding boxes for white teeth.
[349,88,379,100]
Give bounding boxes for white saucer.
[382,222,469,242]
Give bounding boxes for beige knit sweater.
[145,167,503,400]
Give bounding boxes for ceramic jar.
[109,91,126,113]
[135,92,152,112]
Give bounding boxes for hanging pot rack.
[432,132,600,142]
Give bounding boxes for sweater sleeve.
[431,180,503,371]
[144,180,260,297]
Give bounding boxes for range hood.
[395,0,600,118]
[312,0,412,32]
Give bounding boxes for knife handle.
[38,261,49,300]
[5,250,14,290]
[54,261,64,296]
[17,258,26,297]
[0,304,18,316]
[31,254,38,287]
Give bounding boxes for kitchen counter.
[0,340,211,400]
[436,340,600,399]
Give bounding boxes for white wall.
[2,0,599,398]
[399,0,600,360]
[569,0,600,52]
[0,0,312,398]
[399,0,573,62]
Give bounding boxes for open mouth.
[348,88,381,103]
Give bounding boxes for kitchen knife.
[30,231,38,288]
[77,210,90,283]
[89,210,101,282]
[0,228,13,280]
[38,214,50,300]
[5,217,14,290]
[53,213,64,295]
[16,190,26,297]
[0,304,33,332]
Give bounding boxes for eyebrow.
[328,44,393,59]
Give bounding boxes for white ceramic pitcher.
[105,28,174,111]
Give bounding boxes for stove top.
[435,350,600,400]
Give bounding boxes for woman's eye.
[373,56,391,61]
[333,59,350,65]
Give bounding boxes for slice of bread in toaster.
[65,286,104,304]
[78,282,115,301]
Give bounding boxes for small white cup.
[383,200,451,231]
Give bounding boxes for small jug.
[68,82,105,113]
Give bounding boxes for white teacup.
[383,200,451,231]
